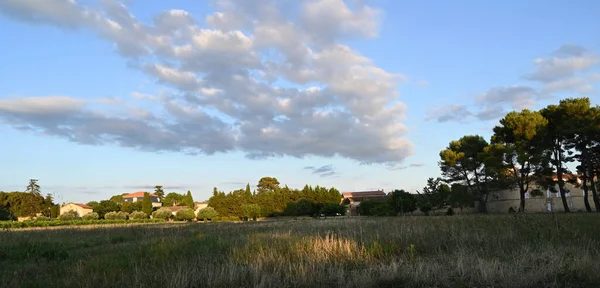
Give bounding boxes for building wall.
[60,203,93,216]
[486,183,590,213]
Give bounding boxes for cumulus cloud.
[524,45,599,83]
[0,0,412,165]
[427,44,599,123]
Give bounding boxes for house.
[341,190,387,216]
[60,203,93,217]
[122,192,162,208]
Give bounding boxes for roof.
[342,191,387,198]
[65,203,93,209]
[123,191,159,198]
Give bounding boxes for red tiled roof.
[342,191,387,198]
[74,203,93,209]
[123,191,158,198]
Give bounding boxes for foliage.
[121,201,143,214]
[196,207,218,221]
[0,191,46,217]
[154,185,165,199]
[162,192,184,207]
[242,204,261,220]
[358,200,391,216]
[183,190,194,209]
[439,135,500,212]
[416,178,451,214]
[82,212,99,220]
[50,205,59,218]
[35,215,51,221]
[175,208,195,221]
[0,206,14,221]
[142,192,153,216]
[387,189,417,215]
[92,200,120,219]
[319,203,346,216]
[129,211,148,220]
[26,179,41,196]
[151,208,172,220]
[58,210,80,221]
[209,178,341,218]
[105,211,128,220]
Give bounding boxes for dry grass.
[1,214,600,287]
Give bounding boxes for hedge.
[0,218,165,229]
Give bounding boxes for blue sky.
[0,0,599,204]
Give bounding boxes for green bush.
[82,212,99,220]
[35,215,51,221]
[152,208,172,220]
[129,211,148,219]
[104,211,128,220]
[58,210,80,221]
[196,207,218,221]
[175,208,195,221]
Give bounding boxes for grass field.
[2,214,600,288]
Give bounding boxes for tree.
[387,189,417,215]
[257,177,280,193]
[562,99,600,211]
[129,211,148,219]
[151,208,172,220]
[184,190,194,209]
[417,178,452,213]
[154,185,165,199]
[540,99,591,213]
[439,135,496,212]
[162,192,184,207]
[142,192,153,215]
[93,200,120,219]
[26,179,41,196]
[448,184,474,212]
[197,207,218,221]
[242,204,261,220]
[491,109,549,212]
[175,208,195,221]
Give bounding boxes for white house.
[60,203,93,216]
[122,192,162,208]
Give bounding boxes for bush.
[196,207,218,221]
[82,212,99,220]
[58,210,80,221]
[152,208,172,220]
[0,218,166,229]
[104,211,128,220]
[35,215,51,221]
[175,208,195,221]
[129,211,148,219]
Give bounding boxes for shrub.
[104,211,127,220]
[152,208,172,220]
[82,212,99,220]
[129,211,148,219]
[58,210,80,221]
[35,215,51,221]
[175,208,195,221]
[196,207,218,221]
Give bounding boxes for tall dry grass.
[1,214,599,287]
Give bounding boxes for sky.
[0,0,599,204]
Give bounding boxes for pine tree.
[142,192,153,215]
[184,190,194,208]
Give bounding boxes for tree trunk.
[582,176,592,212]
[554,147,571,212]
[589,176,600,212]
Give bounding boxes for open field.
[2,214,600,288]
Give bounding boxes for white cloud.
[0,0,412,166]
[524,45,599,83]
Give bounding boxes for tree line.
[438,97,600,213]
[0,179,58,220]
[208,177,345,218]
